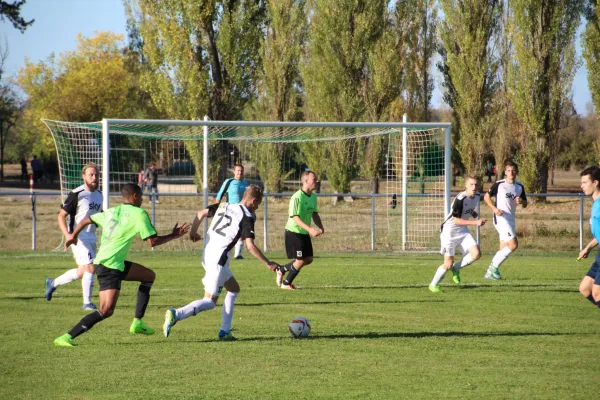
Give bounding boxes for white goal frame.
[100,118,452,250]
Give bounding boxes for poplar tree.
[439,0,502,178]
[507,0,582,193]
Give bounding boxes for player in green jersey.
[276,170,324,290]
[54,184,189,347]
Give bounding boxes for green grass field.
[0,251,598,399]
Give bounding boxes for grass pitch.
[0,251,598,399]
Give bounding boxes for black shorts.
[285,230,313,260]
[95,261,133,291]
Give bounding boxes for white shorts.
[440,231,477,257]
[493,215,516,242]
[71,239,96,266]
[201,260,234,297]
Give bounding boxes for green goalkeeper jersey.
[285,190,318,235]
[90,204,157,271]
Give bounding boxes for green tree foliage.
[0,44,23,179]
[125,0,266,191]
[508,0,582,193]
[301,0,400,194]
[582,0,600,160]
[439,0,502,179]
[245,0,307,192]
[16,32,135,157]
[0,0,33,32]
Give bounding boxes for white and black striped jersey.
[203,202,255,266]
[441,191,480,234]
[487,179,526,221]
[61,185,103,241]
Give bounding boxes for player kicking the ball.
[163,185,280,340]
[53,184,189,347]
[483,161,527,280]
[429,175,486,292]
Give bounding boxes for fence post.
[30,175,36,250]
[580,193,584,252]
[151,194,156,251]
[476,198,480,245]
[371,194,375,251]
[263,193,268,252]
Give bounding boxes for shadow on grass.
[164,330,588,344]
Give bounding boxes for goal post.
[43,118,452,252]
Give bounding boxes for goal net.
[43,119,451,252]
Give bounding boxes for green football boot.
[129,318,155,335]
[451,268,461,285]
[428,285,441,293]
[54,333,75,347]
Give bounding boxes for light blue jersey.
[216,178,248,204]
[591,197,600,242]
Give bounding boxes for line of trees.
[3,0,600,193]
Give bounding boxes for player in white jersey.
[45,163,103,310]
[162,185,280,340]
[429,175,486,293]
[483,160,527,280]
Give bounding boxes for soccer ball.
[288,317,311,338]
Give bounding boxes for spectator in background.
[485,160,494,183]
[20,158,28,182]
[144,162,159,203]
[31,155,43,183]
[137,168,146,192]
[46,157,58,184]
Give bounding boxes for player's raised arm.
[146,223,190,247]
[189,204,219,242]
[64,217,94,249]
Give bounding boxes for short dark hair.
[504,160,518,170]
[122,183,142,198]
[581,166,600,184]
[301,170,316,180]
[242,184,263,202]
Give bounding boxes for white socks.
[82,272,94,304]
[453,253,475,271]
[176,298,215,321]
[234,241,244,257]
[220,292,238,333]
[430,266,447,287]
[491,247,512,269]
[53,268,79,287]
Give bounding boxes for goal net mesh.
[43,119,447,252]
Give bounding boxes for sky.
[1,0,594,115]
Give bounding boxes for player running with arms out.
[45,163,102,310]
[216,164,249,260]
[429,175,486,293]
[483,161,527,280]
[276,170,324,290]
[53,184,189,347]
[576,166,600,308]
[163,185,279,340]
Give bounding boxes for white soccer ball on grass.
[288,317,311,338]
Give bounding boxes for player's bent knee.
[579,283,592,297]
[471,249,481,260]
[100,307,114,318]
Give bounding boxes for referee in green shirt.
[54,184,189,347]
[276,170,325,290]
